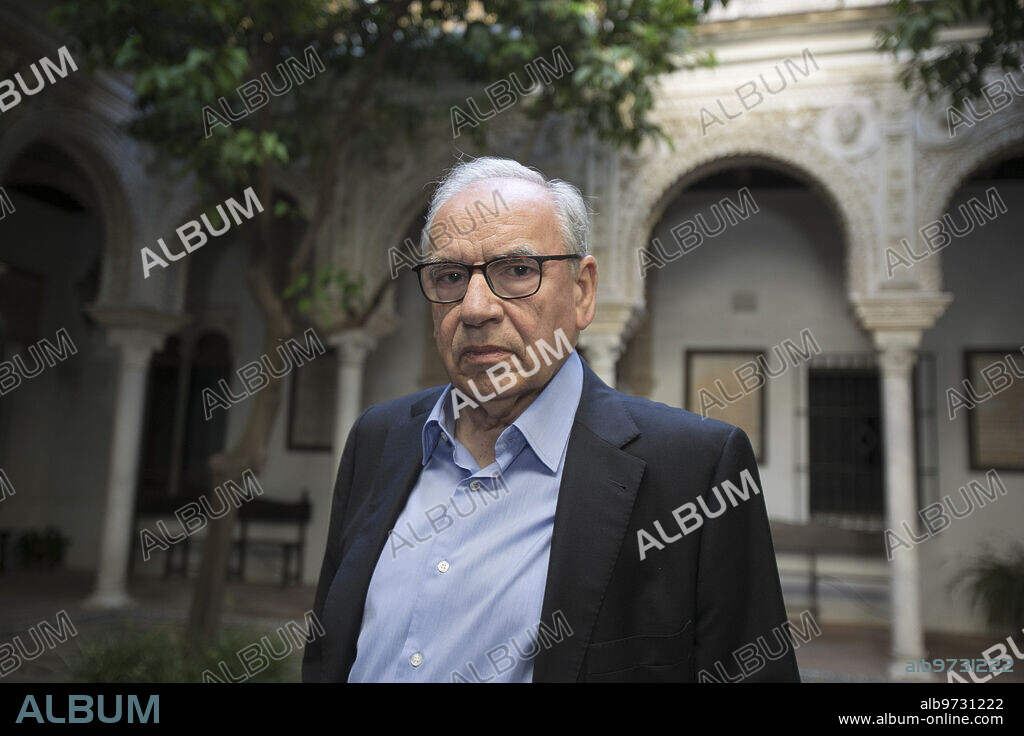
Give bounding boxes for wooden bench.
[770,520,888,619]
[131,492,311,586]
[228,492,311,586]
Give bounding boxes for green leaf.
[114,34,141,68]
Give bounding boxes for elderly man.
[303,157,799,683]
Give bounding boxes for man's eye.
[432,269,464,283]
[497,261,537,278]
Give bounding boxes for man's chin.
[452,373,526,400]
[453,355,512,379]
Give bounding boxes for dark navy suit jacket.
[303,356,800,682]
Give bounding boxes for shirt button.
[437,560,450,573]
[469,480,482,491]
[410,653,423,667]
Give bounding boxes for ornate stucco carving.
[615,103,879,310]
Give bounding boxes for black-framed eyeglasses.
[412,254,582,304]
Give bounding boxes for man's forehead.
[427,177,560,259]
[436,177,555,219]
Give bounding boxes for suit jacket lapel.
[532,359,646,682]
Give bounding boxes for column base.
[82,590,135,610]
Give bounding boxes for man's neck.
[453,384,545,469]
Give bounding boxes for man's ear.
[575,255,598,330]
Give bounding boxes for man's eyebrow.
[504,245,539,258]
[421,244,539,265]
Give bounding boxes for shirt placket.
[398,426,476,681]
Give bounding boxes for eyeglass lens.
[421,257,542,301]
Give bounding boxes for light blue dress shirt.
[348,350,584,682]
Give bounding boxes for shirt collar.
[421,350,584,473]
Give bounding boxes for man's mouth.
[460,345,513,363]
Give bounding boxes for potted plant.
[954,542,1024,632]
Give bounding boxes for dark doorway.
[180,333,232,499]
[136,332,232,509]
[136,335,184,507]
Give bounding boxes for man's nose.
[459,270,503,325]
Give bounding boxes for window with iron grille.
[801,352,936,526]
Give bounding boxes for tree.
[51,0,729,647]
[877,0,1024,107]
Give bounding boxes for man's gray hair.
[421,157,591,265]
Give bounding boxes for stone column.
[299,328,377,586]
[328,329,378,473]
[579,302,643,390]
[853,293,951,679]
[86,328,167,608]
[875,330,926,674]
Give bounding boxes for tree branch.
[287,7,402,285]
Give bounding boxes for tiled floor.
[1,569,1020,683]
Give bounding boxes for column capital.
[106,327,168,355]
[872,330,922,375]
[587,300,643,343]
[328,328,378,366]
[578,330,624,364]
[878,344,918,375]
[850,291,952,333]
[87,305,187,366]
[87,303,190,336]
[578,330,624,388]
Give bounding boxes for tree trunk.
[184,368,287,645]
[185,258,293,646]
[184,20,399,649]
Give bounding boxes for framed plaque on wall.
[964,349,1024,471]
[685,349,766,462]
